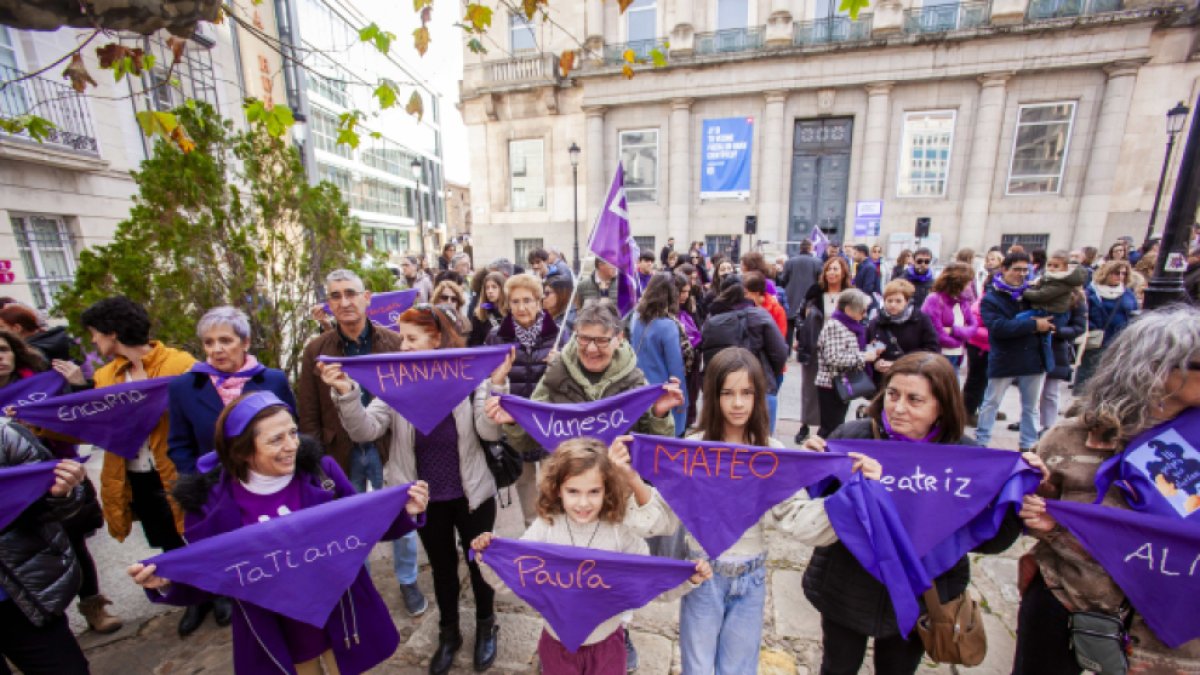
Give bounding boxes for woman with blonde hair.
[431,279,470,335]
[1076,260,1138,388]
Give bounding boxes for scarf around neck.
[881,409,941,443]
[904,266,934,284]
[192,355,266,406]
[1094,283,1125,300]
[513,312,544,351]
[881,302,915,325]
[992,273,1029,301]
[831,310,867,350]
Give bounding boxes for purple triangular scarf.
[629,434,853,558]
[824,472,933,636]
[499,384,663,452]
[1093,408,1200,521]
[10,376,175,459]
[318,345,510,434]
[145,484,417,628]
[0,460,58,531]
[827,439,1041,577]
[0,370,67,411]
[1045,499,1200,648]
[470,537,695,652]
[324,289,418,330]
[189,360,267,385]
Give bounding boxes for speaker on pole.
[744,215,758,235]
[915,217,931,238]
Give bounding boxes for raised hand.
[484,396,515,425]
[315,362,353,395]
[406,480,430,516]
[848,452,882,481]
[1019,494,1055,533]
[49,460,85,497]
[652,378,685,418]
[490,347,516,386]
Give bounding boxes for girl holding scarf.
[814,289,883,438]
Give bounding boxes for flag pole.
[551,193,605,354]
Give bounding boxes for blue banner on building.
[701,118,753,200]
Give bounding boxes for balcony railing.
[903,2,990,34]
[694,27,766,55]
[1026,0,1122,20]
[0,65,99,154]
[485,52,560,84]
[794,15,874,46]
[602,39,670,64]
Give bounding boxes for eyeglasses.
[576,335,614,349]
[914,259,932,265]
[327,289,361,302]
[438,294,458,303]
[1009,267,1030,275]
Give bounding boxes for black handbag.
[834,367,877,402]
[482,437,523,489]
[1069,610,1129,674]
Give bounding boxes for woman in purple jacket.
[128,392,429,675]
[921,263,979,369]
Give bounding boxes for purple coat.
[921,291,978,351]
[150,443,418,674]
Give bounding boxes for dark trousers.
[963,345,989,415]
[65,528,98,599]
[819,615,925,675]
[126,470,184,551]
[417,496,496,630]
[816,386,850,438]
[685,366,702,428]
[1012,574,1081,675]
[0,600,89,675]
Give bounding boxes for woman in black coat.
[866,279,940,387]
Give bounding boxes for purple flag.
[825,473,933,636]
[145,484,416,628]
[324,289,418,330]
[629,434,853,558]
[827,439,1041,577]
[589,163,640,315]
[10,377,174,459]
[810,226,830,259]
[499,384,662,452]
[1045,499,1200,648]
[0,371,67,412]
[0,460,57,531]
[470,537,695,653]
[318,345,510,434]
[1093,407,1200,520]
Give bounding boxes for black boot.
[429,625,462,675]
[212,597,233,627]
[177,601,211,637]
[474,615,498,671]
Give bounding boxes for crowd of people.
[1,229,1199,675]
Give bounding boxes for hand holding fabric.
[51,359,86,386]
[470,532,494,556]
[802,435,827,452]
[49,460,84,497]
[484,396,515,425]
[127,562,170,591]
[490,347,516,386]
[689,560,713,585]
[315,362,353,395]
[651,378,684,418]
[1019,494,1055,532]
[1021,452,1050,482]
[847,452,881,480]
[406,481,430,516]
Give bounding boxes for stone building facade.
[461,0,1199,264]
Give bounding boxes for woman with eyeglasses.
[686,252,710,285]
[320,304,514,675]
[541,275,574,338]
[468,271,508,347]
[1075,260,1138,389]
[431,279,470,336]
[483,274,560,527]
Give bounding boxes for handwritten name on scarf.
[498,384,661,451]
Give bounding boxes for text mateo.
[225,536,367,586]
[57,389,147,421]
[654,443,780,479]
[376,356,476,390]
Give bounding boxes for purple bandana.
[991,273,1029,300]
[324,289,418,330]
[499,384,663,452]
[0,370,67,411]
[10,376,175,459]
[470,537,695,653]
[880,411,940,443]
[318,345,510,434]
[1045,499,1200,648]
[1094,408,1200,520]
[629,434,853,558]
[831,310,867,350]
[224,391,293,439]
[189,360,267,385]
[0,460,58,531]
[145,484,418,628]
[824,472,933,636]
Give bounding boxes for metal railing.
[694,27,766,55]
[793,15,874,46]
[1026,0,1122,20]
[903,2,990,33]
[602,39,670,64]
[482,52,560,85]
[0,65,99,154]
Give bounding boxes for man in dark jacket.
[0,419,89,674]
[779,240,822,353]
[297,269,427,617]
[974,252,1053,451]
[902,248,936,308]
[851,244,880,297]
[659,237,675,267]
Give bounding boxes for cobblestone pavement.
[74,365,1045,674]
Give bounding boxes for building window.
[311,107,352,159]
[10,215,77,310]
[1000,233,1050,252]
[362,226,406,253]
[897,110,955,197]
[318,163,352,195]
[633,236,655,256]
[509,139,545,211]
[510,13,537,52]
[141,34,218,113]
[717,0,749,30]
[514,238,544,265]
[619,130,659,203]
[706,235,740,262]
[627,0,657,44]
[1007,102,1075,195]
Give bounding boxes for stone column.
[668,98,693,246]
[859,82,894,204]
[584,105,607,218]
[585,0,604,47]
[670,1,695,55]
[759,91,790,246]
[1072,61,1143,248]
[959,73,1011,252]
[871,1,905,37]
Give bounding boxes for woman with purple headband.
[128,391,430,674]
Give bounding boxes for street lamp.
[1144,94,1199,310]
[1143,101,1191,248]
[411,157,426,264]
[569,142,581,274]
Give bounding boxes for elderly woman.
[814,289,882,438]
[921,263,979,369]
[130,392,429,675]
[803,353,1037,675]
[484,273,560,526]
[867,279,939,386]
[468,271,508,347]
[631,273,689,437]
[795,256,853,442]
[1075,260,1139,388]
[1016,306,1200,674]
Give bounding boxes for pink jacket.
[921,291,978,350]
[966,293,989,351]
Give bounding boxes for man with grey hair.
[400,255,433,303]
[451,252,472,279]
[297,269,428,616]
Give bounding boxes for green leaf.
[244,98,267,124]
[359,23,395,54]
[135,110,179,139]
[373,81,398,109]
[838,0,871,20]
[144,54,157,71]
[337,128,361,148]
[467,38,486,54]
[649,48,667,68]
[0,115,56,142]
